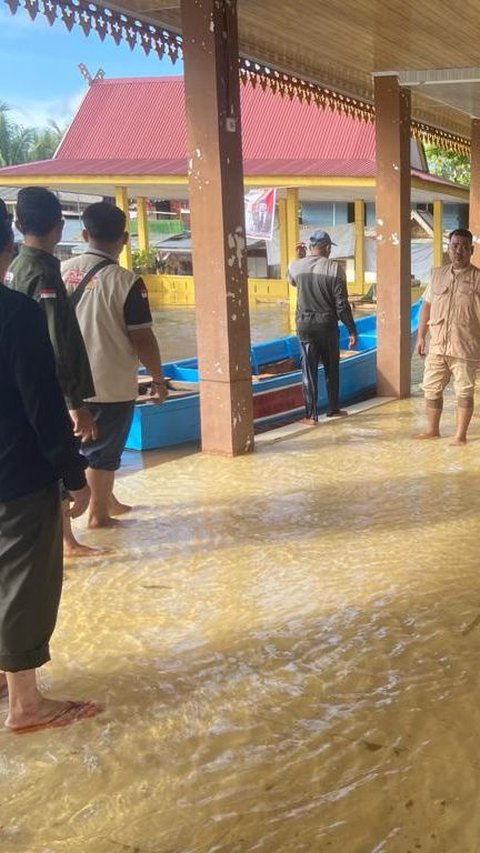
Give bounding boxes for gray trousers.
[0,482,62,672]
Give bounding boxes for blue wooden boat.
[126,301,422,451]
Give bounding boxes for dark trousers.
[298,324,340,420]
[0,483,62,672]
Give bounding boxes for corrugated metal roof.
[0,77,464,191]
[54,76,375,171]
[0,157,376,179]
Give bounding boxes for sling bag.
[70,258,114,309]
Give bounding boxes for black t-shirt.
[0,285,86,502]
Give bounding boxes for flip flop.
[7,700,102,734]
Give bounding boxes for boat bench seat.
[251,335,300,375]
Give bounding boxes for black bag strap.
[70,258,114,309]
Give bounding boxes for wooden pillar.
[354,198,365,293]
[136,196,149,253]
[469,120,480,266]
[114,186,132,271]
[374,75,411,398]
[181,0,253,455]
[286,187,299,325]
[278,198,288,280]
[433,200,443,267]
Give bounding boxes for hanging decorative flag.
[245,188,276,241]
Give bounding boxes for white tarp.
[365,238,433,283]
[299,223,355,259]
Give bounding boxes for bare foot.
[109,496,133,516]
[449,436,467,446]
[64,541,105,558]
[414,432,441,440]
[299,417,318,426]
[5,698,102,733]
[87,515,123,529]
[0,672,7,700]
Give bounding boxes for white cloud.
[7,89,85,130]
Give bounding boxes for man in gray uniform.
[288,229,357,424]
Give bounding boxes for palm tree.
[0,104,66,165]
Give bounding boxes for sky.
[0,4,184,129]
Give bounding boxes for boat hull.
[126,302,421,450]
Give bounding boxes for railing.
[142,274,289,308]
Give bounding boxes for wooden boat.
[126,301,422,451]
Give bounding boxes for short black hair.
[82,202,126,242]
[449,228,473,243]
[0,199,13,253]
[16,187,62,236]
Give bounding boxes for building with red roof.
[0,76,468,302]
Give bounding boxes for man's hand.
[149,379,168,404]
[70,406,97,441]
[64,484,91,519]
[348,333,357,349]
[416,335,427,357]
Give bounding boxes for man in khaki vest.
[416,228,480,445]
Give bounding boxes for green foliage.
[0,105,66,166]
[130,217,183,237]
[425,144,470,186]
[132,248,157,274]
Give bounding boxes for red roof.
[0,76,378,179]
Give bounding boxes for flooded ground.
[152,302,376,363]
[1,380,480,851]
[152,303,293,363]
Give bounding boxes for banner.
[245,188,276,241]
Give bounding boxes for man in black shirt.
[0,200,101,733]
[288,229,357,424]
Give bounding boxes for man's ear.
[82,228,89,243]
[14,220,24,235]
[122,231,129,246]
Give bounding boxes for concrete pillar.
[354,198,365,293]
[136,196,149,253]
[374,75,411,398]
[278,198,288,280]
[286,187,299,326]
[433,200,443,267]
[470,120,480,266]
[181,0,254,455]
[114,186,133,271]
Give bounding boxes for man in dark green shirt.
[0,198,101,732]
[7,187,97,557]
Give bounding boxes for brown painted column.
[181,0,254,455]
[374,75,411,398]
[470,119,480,266]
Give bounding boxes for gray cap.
[309,229,336,247]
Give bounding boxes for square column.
[136,197,149,253]
[115,186,133,271]
[469,119,480,266]
[374,76,411,398]
[433,200,444,267]
[181,0,254,455]
[354,198,365,293]
[278,198,288,280]
[286,187,299,327]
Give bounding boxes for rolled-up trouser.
[81,401,135,471]
[0,482,62,672]
[297,322,340,419]
[422,354,476,406]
